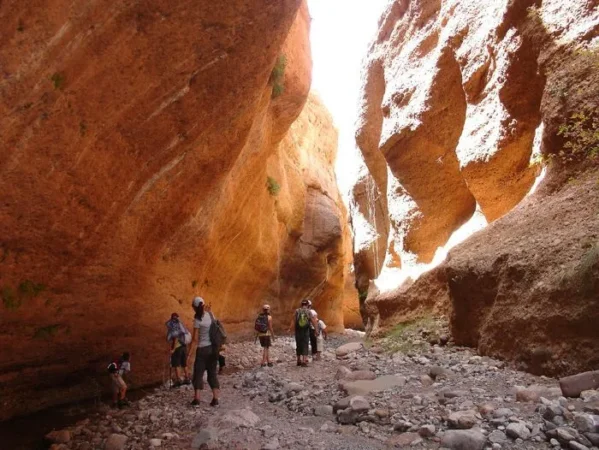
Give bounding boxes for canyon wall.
[0,0,356,419]
[354,0,599,375]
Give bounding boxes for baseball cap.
[192,296,205,308]
[263,304,271,310]
[171,312,179,320]
[301,299,309,306]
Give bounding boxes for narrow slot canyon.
[0,0,598,449]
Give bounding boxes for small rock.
[506,422,531,440]
[568,442,589,450]
[386,432,420,446]
[515,385,550,403]
[192,428,218,449]
[418,424,436,438]
[314,405,334,417]
[45,430,71,444]
[448,410,478,429]
[440,429,486,450]
[488,430,508,444]
[349,396,370,412]
[220,409,261,428]
[261,437,280,450]
[420,374,434,386]
[336,342,363,357]
[105,434,128,450]
[335,366,352,380]
[429,366,452,380]
[149,439,162,447]
[574,413,599,433]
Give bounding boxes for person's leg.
[111,376,119,406]
[295,331,302,365]
[309,328,317,357]
[206,351,220,405]
[181,347,190,383]
[192,347,206,403]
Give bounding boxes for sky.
[307,0,389,199]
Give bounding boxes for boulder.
[335,366,353,380]
[560,372,599,398]
[448,410,478,429]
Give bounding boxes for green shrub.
[2,287,20,310]
[270,55,287,99]
[266,176,281,196]
[34,325,60,340]
[18,280,46,297]
[358,290,368,302]
[50,72,65,90]
[570,245,599,296]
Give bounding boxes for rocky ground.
[42,322,599,450]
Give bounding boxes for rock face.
[356,0,599,374]
[0,0,356,419]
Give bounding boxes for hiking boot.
[210,398,219,407]
[261,363,267,368]
[297,361,302,367]
[267,362,274,367]
[171,380,182,388]
[190,399,200,407]
[182,378,191,385]
[117,399,129,409]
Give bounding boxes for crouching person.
[108,352,131,408]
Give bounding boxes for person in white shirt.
[189,296,220,407]
[307,300,318,359]
[314,313,327,361]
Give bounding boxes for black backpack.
[254,313,269,333]
[208,312,227,351]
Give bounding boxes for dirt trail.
[33,325,599,449]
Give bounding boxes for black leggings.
[309,328,318,355]
[193,346,219,390]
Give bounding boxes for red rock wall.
[355,0,599,374]
[0,0,356,419]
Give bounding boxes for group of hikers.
[108,297,327,408]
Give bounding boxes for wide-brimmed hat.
[192,296,205,308]
[301,299,309,306]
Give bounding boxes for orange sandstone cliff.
[0,0,356,419]
[353,0,599,375]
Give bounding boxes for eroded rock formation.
[0,0,356,419]
[356,0,599,375]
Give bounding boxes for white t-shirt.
[118,361,131,376]
[194,313,213,348]
[317,319,327,337]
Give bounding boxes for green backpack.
[296,308,309,329]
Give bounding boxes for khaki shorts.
[111,374,127,393]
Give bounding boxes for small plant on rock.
[50,72,65,90]
[18,279,46,297]
[34,324,60,340]
[266,176,281,196]
[270,55,287,99]
[2,287,20,311]
[557,111,599,163]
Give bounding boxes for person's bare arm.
[187,327,197,368]
[268,315,275,340]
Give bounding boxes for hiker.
[189,296,225,407]
[108,352,131,408]
[165,312,191,387]
[314,312,327,361]
[255,304,275,367]
[289,299,311,366]
[307,300,318,360]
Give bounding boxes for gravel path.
[42,327,599,450]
